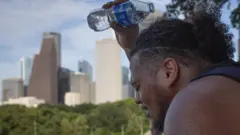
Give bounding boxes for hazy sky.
[0,0,238,99]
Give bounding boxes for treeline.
[0,99,150,135]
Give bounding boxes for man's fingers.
[127,24,138,29]
[110,22,138,34]
[110,22,124,33]
[102,1,114,9]
[114,0,129,5]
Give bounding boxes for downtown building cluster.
[1,32,136,107]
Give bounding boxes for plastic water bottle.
[87,0,155,32]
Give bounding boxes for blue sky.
[0,0,239,99]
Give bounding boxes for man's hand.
[102,0,139,59]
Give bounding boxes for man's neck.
[177,63,213,91]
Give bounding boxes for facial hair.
[151,120,164,135]
[151,101,170,135]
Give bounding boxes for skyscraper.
[20,57,33,85]
[43,32,61,67]
[20,56,33,96]
[122,66,129,85]
[70,72,91,103]
[58,67,72,104]
[90,82,96,104]
[27,38,58,104]
[122,66,135,99]
[78,60,93,81]
[96,38,122,104]
[2,78,24,101]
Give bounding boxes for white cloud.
[0,0,100,46]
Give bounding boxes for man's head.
[129,9,234,134]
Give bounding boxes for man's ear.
[157,58,179,88]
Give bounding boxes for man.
[103,0,240,135]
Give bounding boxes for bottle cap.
[149,3,155,13]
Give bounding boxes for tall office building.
[122,85,135,99]
[2,78,24,101]
[20,56,33,96]
[43,32,61,67]
[78,60,93,81]
[20,57,33,85]
[70,72,91,103]
[96,38,122,104]
[58,67,72,104]
[122,66,135,99]
[122,66,129,99]
[90,82,96,103]
[27,38,58,104]
[122,66,129,85]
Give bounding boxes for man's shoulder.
[164,76,240,135]
[181,75,240,100]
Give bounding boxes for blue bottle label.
[113,1,133,26]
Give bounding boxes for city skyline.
[1,32,134,105]
[0,0,239,100]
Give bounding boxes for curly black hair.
[130,3,235,67]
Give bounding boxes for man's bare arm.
[164,80,230,135]
[115,32,132,60]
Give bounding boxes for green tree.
[60,113,88,135]
[0,99,151,135]
[73,103,97,114]
[93,127,110,135]
[60,118,72,135]
[88,102,129,133]
[36,107,62,135]
[114,99,149,133]
[38,104,73,112]
[0,105,36,135]
[166,0,240,28]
